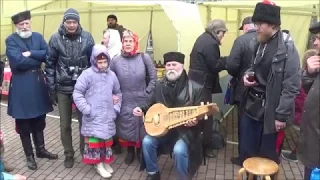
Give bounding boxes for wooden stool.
[237,157,279,180]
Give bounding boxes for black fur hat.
[252,0,281,25]
[309,21,320,34]
[163,52,185,65]
[11,10,31,24]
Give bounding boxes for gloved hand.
[49,91,57,106]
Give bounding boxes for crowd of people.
[0,0,319,180]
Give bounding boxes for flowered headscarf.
[121,30,140,57]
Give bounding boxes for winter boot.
[32,131,58,159]
[20,134,37,170]
[124,146,135,165]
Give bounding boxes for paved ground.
[0,98,305,180]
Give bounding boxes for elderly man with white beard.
[5,10,57,170]
[133,52,204,180]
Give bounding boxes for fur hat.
[11,10,31,24]
[163,52,185,65]
[252,0,281,25]
[309,21,320,34]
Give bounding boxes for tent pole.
[88,2,92,33]
[236,9,241,37]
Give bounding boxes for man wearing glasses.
[45,8,95,168]
[240,0,300,172]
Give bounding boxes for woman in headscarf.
[102,29,122,60]
[110,30,157,165]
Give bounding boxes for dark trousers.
[304,166,313,180]
[16,115,46,156]
[236,100,244,156]
[239,114,280,164]
[200,88,213,146]
[57,93,84,157]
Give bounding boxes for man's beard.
[108,23,116,28]
[166,69,183,81]
[257,32,272,43]
[16,29,32,39]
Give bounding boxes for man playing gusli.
[133,52,205,180]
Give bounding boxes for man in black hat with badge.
[5,10,58,170]
[133,52,206,180]
[226,16,256,166]
[240,0,300,169]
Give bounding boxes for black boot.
[205,146,216,158]
[146,171,160,180]
[136,147,141,162]
[112,136,122,154]
[32,131,58,160]
[20,134,37,170]
[125,146,135,165]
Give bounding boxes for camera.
[69,66,84,81]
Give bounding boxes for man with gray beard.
[133,52,205,180]
[5,10,58,170]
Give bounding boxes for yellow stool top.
[243,157,279,176]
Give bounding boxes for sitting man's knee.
[142,135,156,147]
[173,139,187,157]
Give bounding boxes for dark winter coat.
[226,29,257,102]
[298,71,320,169]
[45,24,95,94]
[139,78,204,177]
[189,31,226,94]
[5,32,53,119]
[246,31,300,134]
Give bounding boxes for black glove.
[49,91,57,106]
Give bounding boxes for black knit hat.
[63,8,80,22]
[252,0,281,25]
[11,10,31,24]
[309,21,320,34]
[163,52,185,65]
[107,14,118,22]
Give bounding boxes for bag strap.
[188,81,193,104]
[141,52,148,76]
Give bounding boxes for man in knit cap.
[45,8,95,168]
[240,0,300,169]
[189,19,227,158]
[298,21,320,180]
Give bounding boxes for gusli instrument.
[143,102,219,137]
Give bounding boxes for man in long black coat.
[133,52,206,180]
[5,10,58,170]
[226,16,256,166]
[188,19,227,157]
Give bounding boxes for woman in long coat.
[110,30,157,165]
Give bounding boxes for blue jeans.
[142,135,189,179]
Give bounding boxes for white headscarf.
[104,29,122,60]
